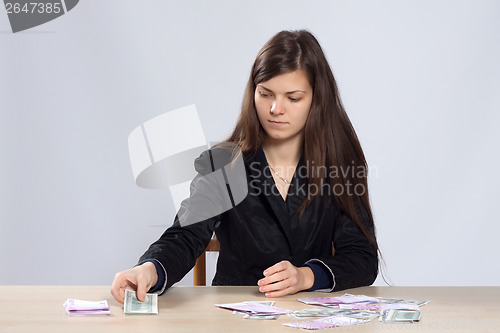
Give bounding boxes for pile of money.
[214,294,428,328]
[124,289,158,315]
[63,299,110,316]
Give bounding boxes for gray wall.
[1,0,499,287]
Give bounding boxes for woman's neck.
[262,135,303,167]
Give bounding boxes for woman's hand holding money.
[111,262,158,304]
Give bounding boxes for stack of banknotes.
[63,299,110,316]
[124,289,158,315]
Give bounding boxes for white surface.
[0,0,499,287]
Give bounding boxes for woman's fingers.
[258,260,302,296]
[264,286,295,298]
[111,263,158,303]
[111,272,132,304]
[258,270,288,287]
[135,270,151,302]
[257,260,315,297]
[259,260,291,285]
[259,278,290,293]
[111,270,139,304]
[263,260,289,277]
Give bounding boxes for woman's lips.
[268,120,288,127]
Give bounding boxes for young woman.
[111,30,378,303]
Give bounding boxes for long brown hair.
[227,30,378,252]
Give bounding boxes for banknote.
[233,301,275,316]
[376,297,430,306]
[380,309,422,322]
[243,301,275,306]
[327,309,379,321]
[235,302,280,319]
[215,302,290,315]
[288,308,340,319]
[288,308,379,321]
[298,294,379,307]
[339,302,420,311]
[124,289,158,315]
[243,313,280,320]
[284,315,367,329]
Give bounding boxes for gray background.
[1,0,499,287]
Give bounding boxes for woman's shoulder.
[193,143,238,174]
[194,142,264,173]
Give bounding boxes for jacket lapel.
[248,148,294,249]
[286,153,307,217]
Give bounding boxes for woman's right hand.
[111,261,158,304]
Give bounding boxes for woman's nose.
[270,99,284,114]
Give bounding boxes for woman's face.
[254,69,313,144]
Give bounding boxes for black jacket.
[139,147,378,292]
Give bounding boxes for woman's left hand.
[257,260,315,297]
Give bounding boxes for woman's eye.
[259,91,269,97]
[289,97,301,102]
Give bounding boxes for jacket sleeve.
[139,213,217,291]
[307,203,378,292]
[138,149,224,291]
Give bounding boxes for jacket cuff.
[137,259,168,295]
[304,259,336,292]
